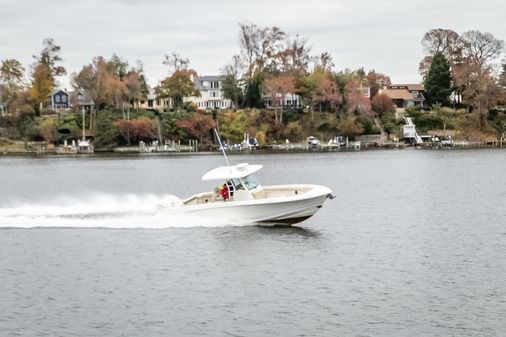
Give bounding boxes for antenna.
[213,128,230,166]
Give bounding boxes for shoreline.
[1,144,504,158]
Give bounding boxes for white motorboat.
[158,162,333,225]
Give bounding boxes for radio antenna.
[213,128,230,166]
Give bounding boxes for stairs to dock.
[403,117,423,144]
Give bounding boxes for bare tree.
[33,38,66,79]
[163,52,190,73]
[256,26,285,73]
[460,30,505,75]
[239,22,259,81]
[318,52,334,72]
[277,34,312,75]
[419,28,462,76]
[238,22,285,79]
[422,28,462,59]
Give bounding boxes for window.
[231,179,244,191]
[242,175,259,190]
[55,95,60,103]
[62,95,67,103]
[78,94,84,101]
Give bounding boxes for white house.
[264,93,302,109]
[184,75,232,110]
[133,88,171,112]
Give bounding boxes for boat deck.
[182,185,313,206]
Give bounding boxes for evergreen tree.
[243,75,264,108]
[424,52,452,106]
[221,74,243,109]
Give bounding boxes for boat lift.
[402,117,423,145]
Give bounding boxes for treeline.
[1,25,505,148]
[420,29,506,130]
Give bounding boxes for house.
[184,76,232,110]
[70,89,95,112]
[133,88,171,112]
[379,83,426,111]
[265,93,302,109]
[48,89,70,109]
[379,88,416,110]
[388,84,426,108]
[360,82,371,98]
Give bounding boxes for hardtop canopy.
[202,163,262,181]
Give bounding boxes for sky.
[0,0,505,88]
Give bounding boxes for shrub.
[356,116,377,134]
[336,116,364,138]
[371,93,394,116]
[383,121,399,135]
[94,112,120,148]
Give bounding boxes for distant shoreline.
[1,144,504,158]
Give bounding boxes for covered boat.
[158,162,333,225]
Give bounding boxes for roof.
[49,89,69,96]
[198,75,222,82]
[380,89,414,101]
[70,89,95,105]
[202,163,262,181]
[194,76,223,91]
[389,84,424,91]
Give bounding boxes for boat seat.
[233,190,253,201]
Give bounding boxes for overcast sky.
[0,0,504,88]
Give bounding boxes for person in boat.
[220,183,230,200]
[219,180,234,201]
[219,179,247,201]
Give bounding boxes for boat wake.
[0,194,238,229]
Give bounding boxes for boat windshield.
[231,179,243,191]
[241,175,259,190]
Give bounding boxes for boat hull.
[158,184,332,225]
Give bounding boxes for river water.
[0,150,505,336]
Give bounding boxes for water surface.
[1,150,505,336]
